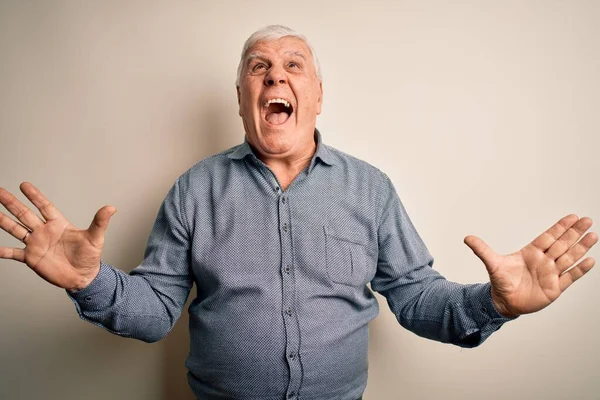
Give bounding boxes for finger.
[531,214,579,252]
[556,232,599,273]
[0,247,25,262]
[87,206,116,246]
[0,212,31,243]
[0,187,44,230]
[464,235,499,273]
[559,257,595,292]
[545,217,593,260]
[20,182,64,221]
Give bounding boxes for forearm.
[378,267,516,348]
[68,260,192,343]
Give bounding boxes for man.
[0,25,596,400]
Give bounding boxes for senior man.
[0,25,597,400]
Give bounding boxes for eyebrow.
[246,52,266,62]
[284,51,306,60]
[246,50,307,63]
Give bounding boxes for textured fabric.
[68,130,514,400]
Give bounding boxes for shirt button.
[275,186,280,192]
[288,392,296,399]
[84,296,93,302]
[289,352,295,360]
[282,223,288,232]
[283,265,291,274]
[285,308,293,316]
[281,196,286,204]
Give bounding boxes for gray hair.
[235,25,322,87]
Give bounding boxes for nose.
[264,66,287,86]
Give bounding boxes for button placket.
[277,193,303,396]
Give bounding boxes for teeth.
[264,98,291,109]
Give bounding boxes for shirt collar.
[228,128,335,167]
[227,137,255,160]
[312,129,335,167]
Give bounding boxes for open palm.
[465,215,597,317]
[0,182,116,292]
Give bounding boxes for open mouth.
[264,98,293,125]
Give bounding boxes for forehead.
[245,36,313,61]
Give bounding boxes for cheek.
[300,90,320,112]
[238,93,256,116]
[300,81,321,109]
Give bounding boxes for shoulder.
[192,145,242,172]
[323,143,391,186]
[180,144,241,177]
[167,144,244,195]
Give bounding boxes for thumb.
[464,235,497,273]
[88,205,117,245]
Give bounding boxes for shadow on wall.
[162,98,242,400]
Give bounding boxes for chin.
[257,121,296,142]
[257,134,296,156]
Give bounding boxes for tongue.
[266,112,290,125]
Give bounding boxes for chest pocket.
[324,227,368,287]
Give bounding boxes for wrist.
[68,266,100,293]
[491,291,519,318]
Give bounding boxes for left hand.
[464,214,598,318]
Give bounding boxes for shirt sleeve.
[67,178,194,343]
[370,175,517,348]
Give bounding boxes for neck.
[264,152,314,190]
[252,138,317,191]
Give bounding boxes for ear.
[236,86,242,116]
[316,81,323,115]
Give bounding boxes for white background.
[0,1,598,399]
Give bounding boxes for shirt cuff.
[470,282,518,329]
[66,261,117,312]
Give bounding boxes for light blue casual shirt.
[69,130,514,400]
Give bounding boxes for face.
[237,36,323,161]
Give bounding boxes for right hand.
[0,182,116,292]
